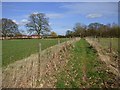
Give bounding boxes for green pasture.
[2,38,68,67]
[97,38,118,53]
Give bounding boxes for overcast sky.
[2,2,119,35]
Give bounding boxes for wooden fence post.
[109,38,112,53]
[58,38,60,45]
[37,43,41,84]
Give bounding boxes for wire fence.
[86,37,119,87]
[2,37,80,88]
[92,37,118,54]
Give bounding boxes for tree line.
[66,22,120,38]
[0,12,119,39]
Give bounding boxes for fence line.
[92,37,118,54]
[86,37,119,76]
[2,37,80,88]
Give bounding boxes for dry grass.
[86,38,119,76]
[2,38,80,88]
[86,37,119,88]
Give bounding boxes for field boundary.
[2,38,80,88]
[85,38,119,76]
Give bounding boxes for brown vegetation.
[2,38,80,88]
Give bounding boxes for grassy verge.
[2,38,68,67]
[56,39,111,88]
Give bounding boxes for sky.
[2,0,120,2]
[2,2,119,35]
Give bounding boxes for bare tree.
[73,23,86,37]
[26,13,51,38]
[50,31,57,37]
[66,30,74,37]
[0,18,19,38]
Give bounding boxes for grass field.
[56,39,111,88]
[2,38,68,67]
[96,38,118,53]
[2,38,117,88]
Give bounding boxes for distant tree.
[15,32,22,37]
[69,22,119,38]
[26,13,51,38]
[118,25,120,38]
[0,18,19,38]
[66,30,74,37]
[73,23,86,37]
[87,22,103,37]
[58,35,66,38]
[50,31,57,37]
[110,23,119,37]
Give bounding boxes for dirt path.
[56,38,119,88]
[55,39,101,88]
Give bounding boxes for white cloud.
[46,13,64,18]
[86,13,102,18]
[67,29,72,31]
[60,3,118,16]
[12,20,17,23]
[28,12,64,19]
[12,19,19,24]
[49,23,52,25]
[21,19,28,23]
[14,19,29,26]
[20,19,29,25]
[33,12,39,15]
